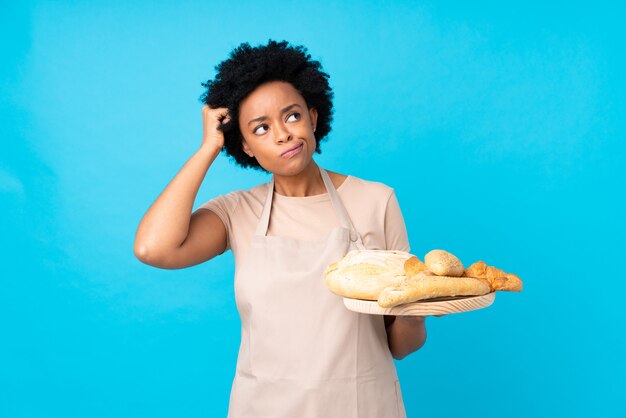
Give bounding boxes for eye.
[287,112,301,122]
[253,124,268,135]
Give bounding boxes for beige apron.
[227,166,407,418]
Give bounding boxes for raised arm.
[133,105,231,269]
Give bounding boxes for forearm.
[386,316,427,360]
[134,145,220,257]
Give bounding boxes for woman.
[134,39,427,418]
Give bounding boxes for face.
[238,80,318,175]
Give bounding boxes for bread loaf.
[324,250,414,300]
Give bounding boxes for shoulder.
[341,173,395,199]
[336,173,397,218]
[197,180,269,214]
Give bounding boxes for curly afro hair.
[199,39,334,172]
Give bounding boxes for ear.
[241,139,254,157]
[309,107,318,132]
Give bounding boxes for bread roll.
[377,273,491,307]
[324,250,414,300]
[424,249,464,277]
[404,255,428,277]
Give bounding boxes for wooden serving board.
[343,292,496,316]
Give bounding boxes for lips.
[281,143,303,158]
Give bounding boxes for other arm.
[385,315,427,360]
[382,189,427,359]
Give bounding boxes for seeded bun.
[424,249,464,277]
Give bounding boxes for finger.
[217,109,231,122]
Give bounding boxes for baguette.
[377,273,491,308]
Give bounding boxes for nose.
[274,120,293,144]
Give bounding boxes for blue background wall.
[2,1,624,417]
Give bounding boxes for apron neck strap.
[255,166,363,246]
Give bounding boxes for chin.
[275,157,312,177]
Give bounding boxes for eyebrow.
[247,104,302,126]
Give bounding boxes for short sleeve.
[384,189,411,252]
[197,191,240,252]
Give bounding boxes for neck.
[273,161,325,197]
